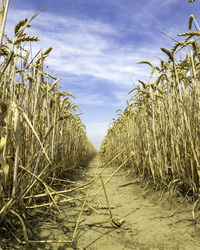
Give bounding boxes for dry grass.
[1,1,200,248]
[101,14,200,201]
[0,5,97,248]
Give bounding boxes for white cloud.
[5,3,186,147]
[6,8,167,89]
[76,94,105,106]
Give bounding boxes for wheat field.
[0,3,97,248]
[101,13,200,199]
[1,0,200,249]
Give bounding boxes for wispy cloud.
[6,8,167,87]
[76,93,105,106]
[6,1,193,147]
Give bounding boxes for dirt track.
[36,156,200,250]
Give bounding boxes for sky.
[5,0,200,149]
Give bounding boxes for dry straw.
[101,13,200,206]
[0,3,97,248]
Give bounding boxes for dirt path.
[36,156,200,250]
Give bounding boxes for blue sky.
[6,0,200,149]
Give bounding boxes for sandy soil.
[31,156,200,250]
